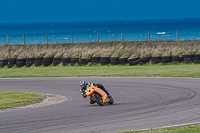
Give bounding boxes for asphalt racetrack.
[1,77,200,133]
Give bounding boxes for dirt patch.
[0,94,70,112]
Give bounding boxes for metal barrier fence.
[0,30,197,45]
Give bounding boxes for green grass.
[0,63,200,78]
[0,91,44,109]
[1,40,200,60]
[117,124,200,133]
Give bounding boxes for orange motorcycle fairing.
[86,84,110,104]
[95,87,110,103]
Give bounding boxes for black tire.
[172,56,183,62]
[110,57,120,65]
[16,59,26,67]
[43,63,52,67]
[34,61,43,63]
[35,62,43,66]
[119,58,128,65]
[183,58,194,64]
[53,58,62,66]
[140,61,149,65]
[108,96,114,105]
[91,57,100,65]
[43,57,53,60]
[183,55,194,64]
[92,93,104,106]
[162,56,172,63]
[8,65,13,68]
[8,59,16,62]
[139,57,151,65]
[70,58,79,66]
[183,55,194,58]
[100,57,110,65]
[111,61,120,65]
[34,57,43,60]
[7,58,17,68]
[43,57,53,66]
[34,57,43,66]
[151,60,162,64]
[62,57,71,66]
[172,56,183,64]
[26,58,34,61]
[16,63,25,67]
[140,57,151,61]
[151,57,162,64]
[194,60,200,64]
[0,59,7,67]
[172,61,182,64]
[128,57,139,62]
[26,63,33,67]
[26,58,34,67]
[194,54,200,60]
[152,57,162,60]
[43,63,51,66]
[79,58,91,66]
[129,60,139,66]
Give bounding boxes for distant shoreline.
[1,17,200,24]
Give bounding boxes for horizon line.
[1,17,200,24]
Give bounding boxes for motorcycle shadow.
[84,103,121,107]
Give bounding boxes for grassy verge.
[1,40,200,60]
[0,63,200,78]
[117,124,200,133]
[0,91,44,109]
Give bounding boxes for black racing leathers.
[93,83,110,96]
[80,83,110,98]
[80,87,87,98]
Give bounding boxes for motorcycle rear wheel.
[92,93,104,106]
[108,96,114,105]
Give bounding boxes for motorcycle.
[85,83,114,106]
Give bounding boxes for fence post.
[97,32,99,44]
[71,33,73,44]
[6,35,8,44]
[46,34,48,45]
[176,30,179,44]
[9,46,11,57]
[23,34,25,45]
[121,32,123,42]
[148,31,150,41]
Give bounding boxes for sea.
[0,18,200,45]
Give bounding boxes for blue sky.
[0,0,200,23]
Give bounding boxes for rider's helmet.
[80,80,87,89]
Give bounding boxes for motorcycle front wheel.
[92,93,104,106]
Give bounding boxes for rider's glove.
[80,88,87,98]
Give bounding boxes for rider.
[79,80,111,104]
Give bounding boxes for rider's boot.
[98,84,111,99]
[107,94,112,99]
